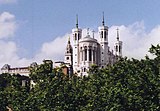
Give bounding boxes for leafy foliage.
[0,44,159,110]
[0,74,30,110]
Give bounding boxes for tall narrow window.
[75,33,77,40]
[78,33,80,40]
[101,31,103,38]
[116,46,118,52]
[104,31,106,39]
[93,50,95,61]
[119,46,121,52]
[89,49,92,61]
[84,68,86,72]
[82,51,83,61]
[85,48,87,61]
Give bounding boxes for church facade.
[64,14,123,76]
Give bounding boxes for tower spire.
[68,36,70,44]
[76,14,78,28]
[116,28,119,41]
[87,28,89,36]
[102,12,105,26]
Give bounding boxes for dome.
[79,35,97,43]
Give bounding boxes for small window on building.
[89,49,92,61]
[22,80,26,87]
[102,52,103,54]
[82,51,83,61]
[101,31,103,38]
[104,31,107,39]
[75,33,77,40]
[116,46,118,52]
[93,51,95,61]
[85,48,87,61]
[66,57,69,60]
[78,33,80,40]
[102,66,104,68]
[84,68,86,72]
[119,46,121,52]
[75,54,77,56]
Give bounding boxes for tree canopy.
[0,44,159,111]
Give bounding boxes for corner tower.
[114,28,122,57]
[64,37,73,65]
[72,15,82,71]
[98,12,109,68]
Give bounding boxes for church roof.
[1,64,10,70]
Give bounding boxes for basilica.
[1,14,123,77]
[64,14,123,76]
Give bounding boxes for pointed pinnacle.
[117,28,119,41]
[68,36,70,44]
[102,12,105,26]
[76,14,78,28]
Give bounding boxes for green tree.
[0,44,159,110]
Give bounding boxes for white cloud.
[34,29,98,63]
[0,13,160,70]
[34,33,70,62]
[0,40,31,67]
[0,12,17,39]
[0,12,31,69]
[0,0,17,4]
[35,21,160,62]
[109,22,160,59]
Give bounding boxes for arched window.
[85,48,87,61]
[84,68,86,72]
[75,33,77,40]
[119,46,121,52]
[82,51,83,61]
[116,45,118,52]
[78,33,80,40]
[93,50,95,61]
[70,49,72,53]
[104,31,106,39]
[101,31,103,38]
[89,49,92,61]
[81,47,83,61]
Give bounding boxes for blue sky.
[0,0,160,67]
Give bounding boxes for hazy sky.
[0,0,160,67]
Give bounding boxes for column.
[92,48,94,64]
[83,47,85,64]
[80,48,83,62]
[95,48,97,64]
[87,47,89,62]
[81,50,83,61]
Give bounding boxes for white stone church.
[1,14,123,77]
[64,14,123,76]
